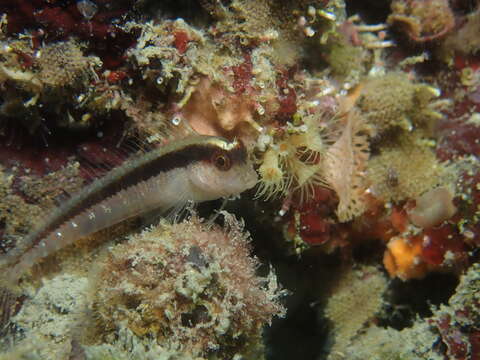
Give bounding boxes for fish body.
[2,135,258,284]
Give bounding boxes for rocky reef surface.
[0,0,479,359]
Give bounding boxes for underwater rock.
[90,212,286,359]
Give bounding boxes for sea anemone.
[256,146,289,200]
[255,115,330,204]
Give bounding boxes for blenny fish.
[1,135,258,285]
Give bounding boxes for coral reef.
[0,0,479,358]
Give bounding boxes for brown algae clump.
[366,134,451,203]
[356,73,442,137]
[91,212,286,359]
[388,0,454,42]
[324,265,388,358]
[36,40,101,92]
[325,41,369,82]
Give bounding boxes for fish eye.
[213,152,231,171]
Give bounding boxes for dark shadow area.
[228,197,333,360]
[380,272,459,330]
[345,0,392,23]
[135,0,211,25]
[450,0,478,14]
[265,296,327,360]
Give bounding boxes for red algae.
[299,210,331,245]
[173,30,190,55]
[231,54,254,94]
[35,7,78,37]
[436,314,470,359]
[422,225,467,267]
[0,143,70,177]
[437,121,480,161]
[0,0,138,70]
[390,207,408,233]
[291,187,333,245]
[275,68,298,121]
[105,70,128,84]
[471,332,480,360]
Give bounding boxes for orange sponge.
[383,236,429,281]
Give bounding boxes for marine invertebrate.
[313,13,394,86]
[407,186,457,229]
[442,7,480,57]
[0,166,42,245]
[1,136,258,285]
[0,38,104,133]
[324,40,368,81]
[0,39,101,96]
[200,0,340,66]
[324,109,370,222]
[36,40,101,93]
[91,212,286,359]
[256,146,288,200]
[366,134,452,204]
[255,115,330,204]
[380,187,467,281]
[82,326,196,360]
[383,235,430,280]
[356,73,443,137]
[256,106,370,222]
[178,77,261,144]
[388,0,455,42]
[127,19,202,95]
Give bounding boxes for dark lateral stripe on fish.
[24,136,247,258]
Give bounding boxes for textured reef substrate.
[0,0,480,359]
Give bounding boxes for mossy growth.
[325,41,368,82]
[0,167,42,241]
[324,265,388,357]
[366,133,452,203]
[356,73,441,137]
